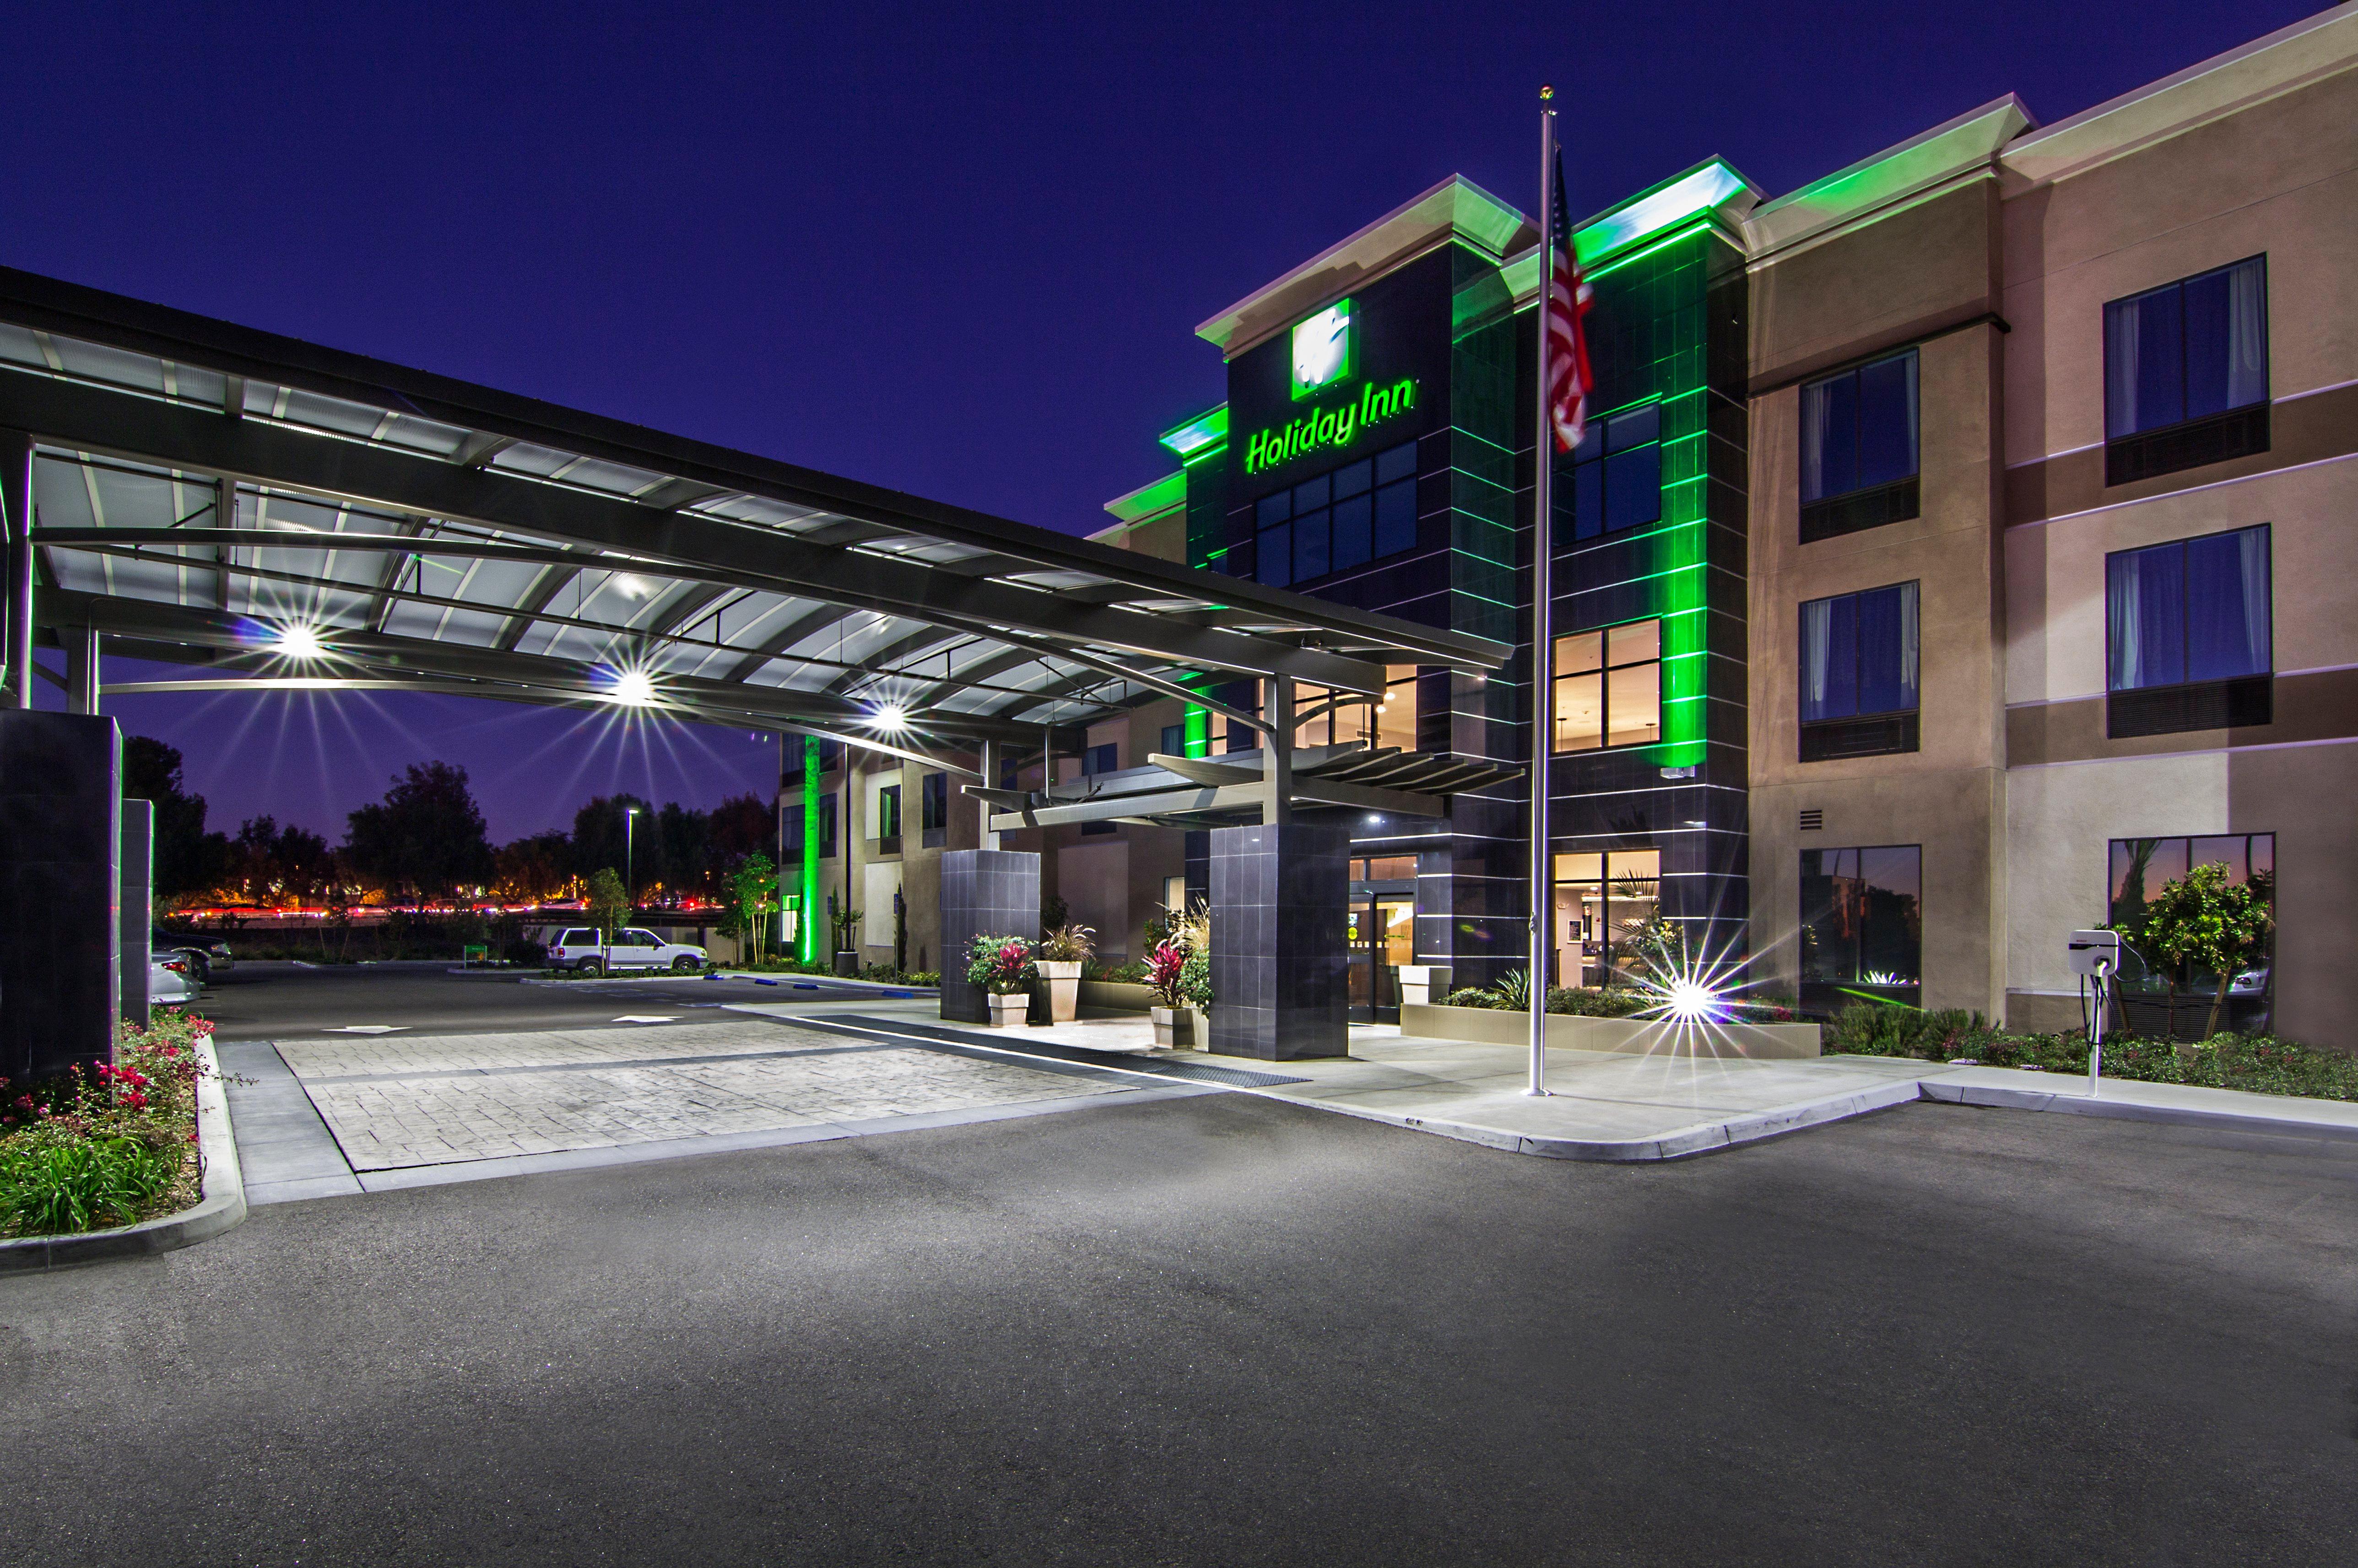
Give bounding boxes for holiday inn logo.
[1290,299,1353,399]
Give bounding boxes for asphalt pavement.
[4,1080,2354,1564]
[193,960,893,1042]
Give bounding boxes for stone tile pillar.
[1209,822,1350,1060]
[120,798,152,1022]
[0,711,120,1081]
[939,849,1038,1024]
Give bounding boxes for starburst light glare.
[276,623,324,660]
[1663,977,1719,1022]
[870,702,909,731]
[606,669,657,707]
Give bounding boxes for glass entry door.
[1347,894,1417,1024]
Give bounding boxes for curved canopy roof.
[0,268,1509,770]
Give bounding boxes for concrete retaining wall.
[1401,1002,1823,1059]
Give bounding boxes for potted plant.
[1146,938,1190,1047]
[966,933,1036,1027]
[832,902,861,978]
[1035,922,1096,1023]
[1168,901,1212,1050]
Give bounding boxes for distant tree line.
[126,735,775,909]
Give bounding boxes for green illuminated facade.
[1124,164,1757,987]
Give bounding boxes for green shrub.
[0,1135,184,1234]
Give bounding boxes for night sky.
[5,0,2316,844]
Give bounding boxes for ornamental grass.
[0,1011,215,1237]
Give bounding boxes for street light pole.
[625,806,640,918]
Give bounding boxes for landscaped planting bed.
[1827,1004,2358,1103]
[0,1012,215,1237]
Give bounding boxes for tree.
[569,794,654,899]
[584,867,630,937]
[654,801,712,902]
[708,793,775,885]
[725,854,778,960]
[2138,861,2274,1039]
[343,762,495,902]
[230,816,331,906]
[124,735,228,901]
[494,831,574,903]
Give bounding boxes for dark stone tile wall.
[939,849,1039,1024]
[1209,823,1350,1060]
[120,798,151,1022]
[0,712,120,1081]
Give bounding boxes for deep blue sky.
[8,0,2317,843]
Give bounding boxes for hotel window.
[818,793,838,858]
[1552,621,1661,752]
[1552,849,1660,989]
[1293,666,1419,752]
[2104,255,2268,485]
[1160,722,1184,757]
[1253,440,1417,589]
[2105,525,2271,738]
[1799,582,1919,762]
[2107,833,2275,1037]
[1798,845,1921,1011]
[1801,349,1918,542]
[1568,404,1661,541]
[919,772,948,848]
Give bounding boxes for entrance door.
[1347,895,1417,1024]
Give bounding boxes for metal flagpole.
[1526,89,1557,1098]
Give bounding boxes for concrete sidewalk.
[746,1001,2358,1161]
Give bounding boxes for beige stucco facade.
[1744,8,2358,1040]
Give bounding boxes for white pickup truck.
[545,927,708,975]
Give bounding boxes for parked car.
[153,930,233,983]
[545,927,708,975]
[149,955,199,1009]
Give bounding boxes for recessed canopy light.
[608,670,656,707]
[276,623,324,660]
[871,702,909,732]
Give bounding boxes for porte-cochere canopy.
[0,267,1509,770]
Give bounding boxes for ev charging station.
[2067,930,2125,1092]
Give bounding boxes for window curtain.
[2239,526,2272,675]
[1897,581,1920,708]
[2107,551,2142,691]
[1800,379,1829,503]
[1800,597,1833,720]
[2227,258,2268,410]
[2104,297,2142,439]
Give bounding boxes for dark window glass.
[1374,479,1417,557]
[1330,493,1372,571]
[876,784,901,839]
[920,772,947,832]
[1292,473,1330,512]
[2105,256,2267,439]
[1081,743,1118,775]
[1256,491,1291,528]
[1802,350,1918,503]
[1570,405,1663,537]
[1801,582,1919,722]
[1799,844,1922,1003]
[1159,723,1183,756]
[819,793,838,857]
[1333,458,1372,497]
[2106,526,2270,690]
[1603,444,1661,532]
[1293,507,1330,580]
[1376,441,1417,485]
[1255,524,1291,587]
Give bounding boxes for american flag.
[1545,146,1594,454]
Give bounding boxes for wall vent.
[1798,809,1824,831]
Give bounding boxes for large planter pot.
[1150,1004,1191,1049]
[1187,1005,1211,1053]
[988,992,1028,1028]
[833,950,859,977]
[1037,959,1083,1022]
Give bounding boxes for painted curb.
[0,1036,248,1273]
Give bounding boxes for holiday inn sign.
[1244,295,1420,474]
